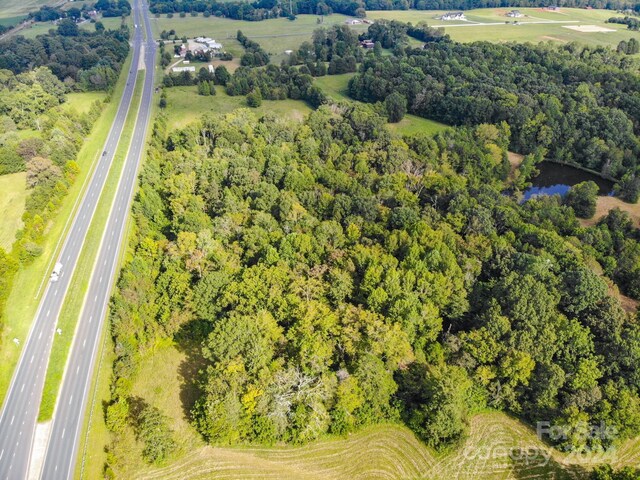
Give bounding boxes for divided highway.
[0,0,156,478]
[40,0,156,476]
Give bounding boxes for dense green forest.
[0,68,104,332]
[149,0,640,20]
[104,103,640,473]
[348,37,640,196]
[0,22,129,90]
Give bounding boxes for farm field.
[0,172,28,251]
[0,0,53,19]
[150,14,368,64]
[0,15,25,26]
[368,8,640,48]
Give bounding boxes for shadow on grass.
[174,320,211,423]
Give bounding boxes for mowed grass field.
[86,339,609,480]
[163,85,314,129]
[0,0,53,19]
[0,172,28,251]
[151,14,368,64]
[368,8,640,48]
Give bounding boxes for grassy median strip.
[0,53,133,407]
[38,73,145,422]
[75,44,160,477]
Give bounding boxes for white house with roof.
[172,66,196,73]
[440,11,465,21]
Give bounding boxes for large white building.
[192,37,223,53]
[172,66,196,73]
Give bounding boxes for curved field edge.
[132,412,604,480]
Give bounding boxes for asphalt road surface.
[41,1,156,478]
[0,0,155,478]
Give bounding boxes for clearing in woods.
[0,172,28,251]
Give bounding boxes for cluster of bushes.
[226,64,327,107]
[237,30,269,67]
[0,68,104,333]
[608,15,640,29]
[150,0,366,21]
[0,25,130,91]
[288,25,363,75]
[94,0,132,17]
[617,37,640,54]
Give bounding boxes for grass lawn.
[388,114,449,136]
[0,52,133,409]
[164,85,313,130]
[0,15,25,26]
[0,172,28,251]
[151,14,368,65]
[314,73,353,102]
[368,8,640,49]
[63,92,107,115]
[39,72,145,421]
[0,0,51,19]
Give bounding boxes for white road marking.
[39,331,43,339]
[30,355,34,364]
[20,384,24,393]
[0,449,4,461]
[61,428,65,439]
[83,339,86,348]
[94,295,98,302]
[10,415,14,425]
[46,310,50,317]
[89,316,92,323]
[69,395,73,405]
[77,366,80,374]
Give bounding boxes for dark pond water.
[522,161,614,201]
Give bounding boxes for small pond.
[522,161,614,201]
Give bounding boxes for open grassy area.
[151,14,368,64]
[0,172,28,251]
[0,15,25,26]
[0,52,133,408]
[89,337,602,480]
[0,0,53,19]
[368,8,640,49]
[314,72,448,136]
[163,85,314,130]
[63,92,107,115]
[39,72,145,421]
